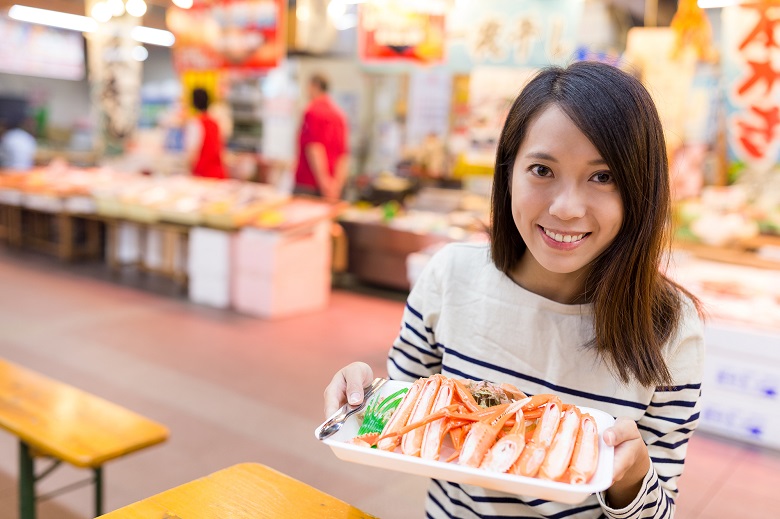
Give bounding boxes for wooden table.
[98,463,379,518]
[0,359,169,519]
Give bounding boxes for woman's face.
[510,104,623,298]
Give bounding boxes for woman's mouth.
[541,226,589,244]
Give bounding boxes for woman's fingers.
[323,362,374,418]
[603,417,650,486]
[603,416,638,447]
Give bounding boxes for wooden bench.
[0,359,169,519]
[97,463,378,518]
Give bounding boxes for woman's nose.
[549,184,587,220]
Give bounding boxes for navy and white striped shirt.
[387,243,705,519]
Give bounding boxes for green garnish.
[356,388,409,443]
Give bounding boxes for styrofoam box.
[113,222,142,264]
[698,323,780,449]
[232,222,332,319]
[699,390,780,450]
[233,221,331,273]
[187,227,236,276]
[189,273,231,309]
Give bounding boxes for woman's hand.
[323,362,374,418]
[603,417,651,509]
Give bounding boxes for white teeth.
[543,228,585,243]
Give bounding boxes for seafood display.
[350,374,600,485]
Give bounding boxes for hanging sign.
[0,15,85,81]
[445,0,583,72]
[167,0,285,72]
[722,2,780,181]
[358,1,446,65]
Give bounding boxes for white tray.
[318,380,614,504]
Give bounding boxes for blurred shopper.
[294,73,349,201]
[323,62,705,518]
[0,117,37,171]
[185,88,226,180]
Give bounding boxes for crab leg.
[538,406,581,481]
[458,398,529,468]
[376,378,425,451]
[511,398,563,477]
[401,374,443,456]
[567,413,600,484]
[479,407,527,473]
[421,378,457,460]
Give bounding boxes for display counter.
[338,196,489,291]
[340,220,450,291]
[0,167,344,319]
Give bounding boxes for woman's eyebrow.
[525,151,607,166]
[525,152,557,162]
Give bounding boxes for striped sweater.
[387,242,705,519]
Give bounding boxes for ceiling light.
[91,1,112,23]
[132,45,149,61]
[9,5,98,32]
[107,0,125,17]
[172,0,193,8]
[126,0,147,17]
[131,26,176,47]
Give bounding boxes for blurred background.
[0,0,779,518]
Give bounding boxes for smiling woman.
[325,61,706,519]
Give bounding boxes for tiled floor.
[0,247,779,518]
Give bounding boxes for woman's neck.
[509,254,590,305]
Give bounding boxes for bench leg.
[19,441,36,519]
[94,466,103,516]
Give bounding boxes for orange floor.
[0,246,779,518]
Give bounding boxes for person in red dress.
[186,88,226,180]
[294,74,349,200]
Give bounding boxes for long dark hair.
[490,61,700,387]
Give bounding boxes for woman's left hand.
[602,417,651,508]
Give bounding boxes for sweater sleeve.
[598,300,706,518]
[386,247,447,382]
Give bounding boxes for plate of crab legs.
[317,375,615,504]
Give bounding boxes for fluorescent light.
[9,5,98,32]
[131,26,175,47]
[697,0,739,8]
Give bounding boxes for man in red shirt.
[186,88,226,179]
[294,74,349,200]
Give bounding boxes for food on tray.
[350,374,600,485]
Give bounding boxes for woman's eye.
[591,171,613,184]
[530,164,552,177]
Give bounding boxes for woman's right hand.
[323,362,374,418]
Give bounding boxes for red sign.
[358,3,446,65]
[167,0,286,72]
[726,2,780,166]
